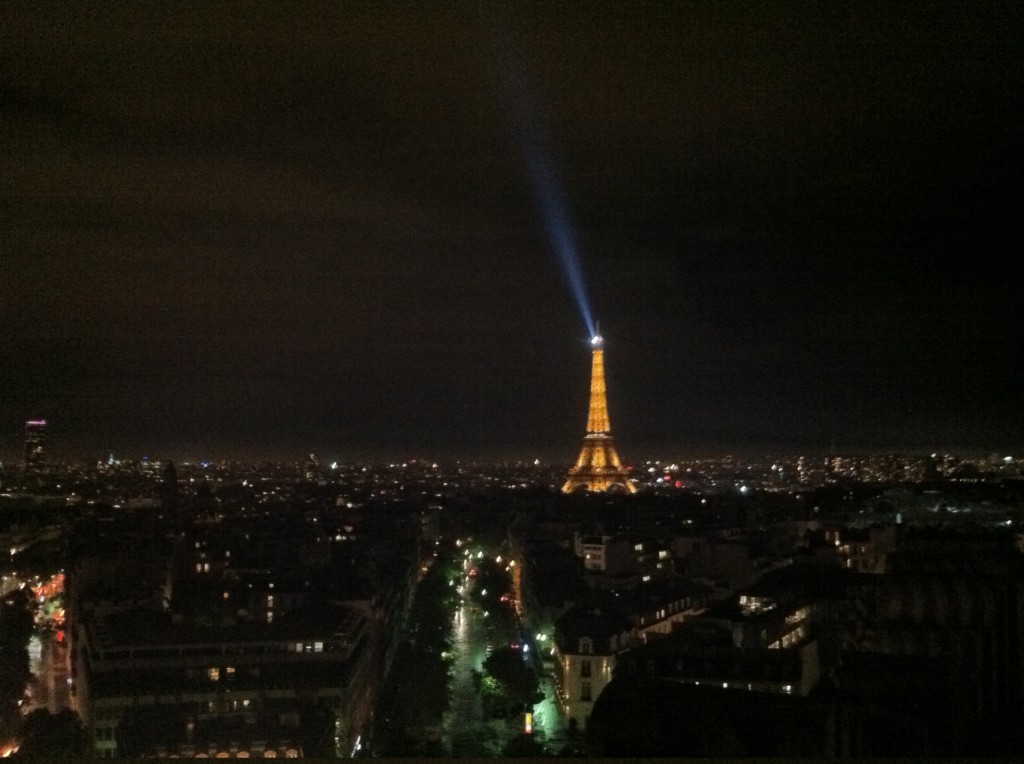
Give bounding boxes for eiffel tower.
[562,330,636,494]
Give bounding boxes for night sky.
[3,1,1021,464]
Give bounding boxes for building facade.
[71,601,370,757]
[552,605,633,732]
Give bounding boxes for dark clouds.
[2,1,1021,462]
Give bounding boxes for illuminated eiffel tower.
[562,330,636,494]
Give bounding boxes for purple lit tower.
[24,419,47,473]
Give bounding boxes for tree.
[483,646,541,716]
[0,589,35,738]
[0,589,35,648]
[468,558,517,637]
[14,708,89,757]
[504,732,550,757]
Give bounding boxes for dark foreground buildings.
[582,526,1024,757]
[62,468,423,758]
[3,452,1023,757]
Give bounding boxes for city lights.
[1,2,1016,757]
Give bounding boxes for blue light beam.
[523,142,596,338]
[495,32,596,339]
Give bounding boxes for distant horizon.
[2,438,1021,469]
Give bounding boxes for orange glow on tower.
[562,332,636,494]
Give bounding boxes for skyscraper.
[562,332,636,494]
[24,419,47,474]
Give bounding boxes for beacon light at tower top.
[590,333,603,347]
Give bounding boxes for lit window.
[314,642,324,653]
[208,668,220,681]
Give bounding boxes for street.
[442,601,497,756]
[369,542,573,757]
[23,629,73,718]
[440,558,569,756]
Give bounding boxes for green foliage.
[0,589,36,737]
[0,589,36,647]
[467,557,517,638]
[483,646,540,712]
[479,674,502,699]
[503,732,550,757]
[15,708,90,757]
[372,543,460,756]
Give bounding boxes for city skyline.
[3,412,1019,470]
[3,2,1021,462]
